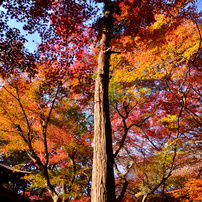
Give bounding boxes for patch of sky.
[7,18,41,53]
[196,0,202,12]
[83,0,104,26]
[0,6,41,53]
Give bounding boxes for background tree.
[0,27,94,202]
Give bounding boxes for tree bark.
[91,7,116,202]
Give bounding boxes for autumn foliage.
[0,0,201,202]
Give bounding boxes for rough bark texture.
[91,8,116,202]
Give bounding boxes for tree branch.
[43,85,60,166]
[114,162,129,202]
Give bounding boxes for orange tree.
[107,6,202,201]
[0,27,93,201]
[108,8,202,200]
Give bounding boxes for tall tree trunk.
[91,7,116,202]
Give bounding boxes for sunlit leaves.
[169,178,202,201]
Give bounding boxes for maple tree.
[0,64,93,201]
[0,26,93,202]
[108,7,202,200]
[0,0,202,202]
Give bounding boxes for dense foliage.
[0,0,201,201]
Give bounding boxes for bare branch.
[114,162,129,202]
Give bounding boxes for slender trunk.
[91,7,116,202]
[62,182,67,202]
[43,167,60,202]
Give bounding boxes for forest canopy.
[0,0,201,202]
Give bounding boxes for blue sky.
[7,18,41,53]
